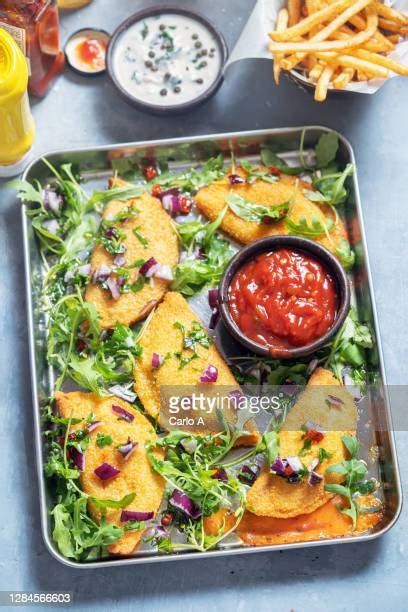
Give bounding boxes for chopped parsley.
[96,433,113,448]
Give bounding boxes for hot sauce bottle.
[0,0,65,97]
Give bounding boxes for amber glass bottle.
[0,0,65,97]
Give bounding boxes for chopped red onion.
[154,264,173,281]
[64,270,74,283]
[139,257,158,277]
[106,277,120,301]
[78,263,91,277]
[307,358,319,376]
[309,458,320,471]
[180,437,198,454]
[287,456,303,473]
[302,420,325,434]
[154,525,168,539]
[94,462,120,480]
[262,215,278,225]
[208,289,219,310]
[161,194,182,216]
[43,189,63,214]
[92,264,111,283]
[308,471,323,486]
[194,247,206,260]
[120,510,154,522]
[271,456,288,476]
[151,353,164,369]
[42,219,60,235]
[229,174,246,185]
[199,365,218,383]
[209,308,220,330]
[211,468,228,482]
[157,187,179,202]
[326,395,344,407]
[71,447,85,471]
[114,254,126,267]
[109,385,137,403]
[169,489,202,519]
[112,404,135,422]
[87,420,103,433]
[117,437,138,460]
[238,464,260,485]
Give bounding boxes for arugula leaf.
[146,429,247,552]
[52,504,76,558]
[8,178,44,205]
[227,193,289,224]
[315,132,339,168]
[171,208,234,297]
[239,160,279,184]
[335,239,355,270]
[260,431,280,466]
[342,434,359,459]
[266,362,308,386]
[312,164,354,206]
[157,154,225,194]
[90,492,136,511]
[260,148,304,175]
[318,447,333,463]
[88,184,146,207]
[324,435,377,529]
[286,214,334,237]
[325,307,373,382]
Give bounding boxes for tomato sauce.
[76,38,106,71]
[228,249,338,351]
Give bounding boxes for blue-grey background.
[0,0,407,610]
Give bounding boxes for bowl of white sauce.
[107,6,228,114]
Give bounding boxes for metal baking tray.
[21,126,402,568]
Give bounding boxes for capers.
[148,50,155,58]
[174,86,181,93]
[192,33,199,40]
[160,88,167,96]
[196,78,204,84]
[164,72,171,81]
[195,41,202,49]
[145,59,153,68]
[159,24,166,31]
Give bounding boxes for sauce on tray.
[228,249,338,350]
[111,13,222,106]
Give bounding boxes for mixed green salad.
[13,131,377,561]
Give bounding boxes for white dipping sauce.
[112,13,222,106]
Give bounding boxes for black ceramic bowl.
[65,28,110,76]
[219,236,350,360]
[106,5,228,115]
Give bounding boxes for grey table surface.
[0,0,407,610]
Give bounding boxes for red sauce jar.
[228,248,338,351]
[0,0,65,97]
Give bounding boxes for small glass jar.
[0,0,65,97]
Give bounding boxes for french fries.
[268,0,408,101]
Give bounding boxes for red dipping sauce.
[228,249,338,351]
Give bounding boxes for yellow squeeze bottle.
[0,28,35,176]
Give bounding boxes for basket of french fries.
[269,0,408,101]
